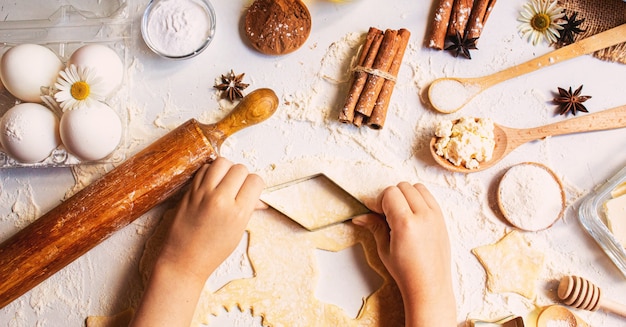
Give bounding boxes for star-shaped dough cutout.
[140,208,404,327]
[193,210,404,326]
[472,231,544,299]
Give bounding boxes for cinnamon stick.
[465,0,497,40]
[367,29,411,130]
[339,28,383,123]
[428,0,454,49]
[352,112,365,127]
[447,0,474,37]
[354,29,399,119]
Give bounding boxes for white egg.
[60,101,122,161]
[0,44,64,102]
[68,44,124,97]
[0,103,61,163]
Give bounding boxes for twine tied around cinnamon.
[351,65,398,83]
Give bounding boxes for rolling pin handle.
[202,88,279,149]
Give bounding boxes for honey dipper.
[557,275,626,318]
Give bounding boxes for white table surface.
[1,0,626,326]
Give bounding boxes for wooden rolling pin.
[0,88,279,309]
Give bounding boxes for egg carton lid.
[0,1,132,168]
[0,2,132,46]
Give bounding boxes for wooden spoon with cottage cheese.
[429,104,626,173]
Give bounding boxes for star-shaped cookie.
[472,231,544,299]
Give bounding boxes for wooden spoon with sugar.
[428,23,626,113]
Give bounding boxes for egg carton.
[0,1,132,168]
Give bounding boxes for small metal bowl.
[141,0,216,60]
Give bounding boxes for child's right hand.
[352,182,456,326]
[157,157,265,283]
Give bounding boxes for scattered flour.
[1,11,622,327]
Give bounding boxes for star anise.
[556,11,586,46]
[444,30,478,59]
[554,85,591,116]
[214,70,249,102]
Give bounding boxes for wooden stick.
[339,28,383,123]
[465,0,498,40]
[354,29,399,118]
[428,0,454,49]
[367,29,411,130]
[447,0,474,37]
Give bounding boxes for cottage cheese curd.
[434,117,495,169]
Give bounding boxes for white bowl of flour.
[497,162,566,232]
[141,0,216,59]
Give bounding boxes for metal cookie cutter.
[261,173,370,231]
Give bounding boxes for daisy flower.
[54,64,106,111]
[517,0,565,45]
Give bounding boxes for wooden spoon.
[536,305,589,327]
[557,275,626,318]
[430,104,626,173]
[428,23,626,113]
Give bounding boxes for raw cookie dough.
[472,231,545,299]
[140,208,404,326]
[85,308,134,327]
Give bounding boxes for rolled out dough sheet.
[140,208,404,326]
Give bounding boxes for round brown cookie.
[244,0,312,55]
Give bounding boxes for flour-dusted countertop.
[1,0,626,326]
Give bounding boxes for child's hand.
[132,158,264,327]
[352,182,456,326]
[157,157,265,283]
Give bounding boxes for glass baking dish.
[0,1,132,168]
[578,164,626,278]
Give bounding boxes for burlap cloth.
[557,0,626,63]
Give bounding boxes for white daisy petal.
[53,64,109,111]
[517,0,565,46]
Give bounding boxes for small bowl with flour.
[497,162,566,232]
[141,0,216,59]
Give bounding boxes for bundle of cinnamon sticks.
[428,0,498,50]
[339,27,411,129]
